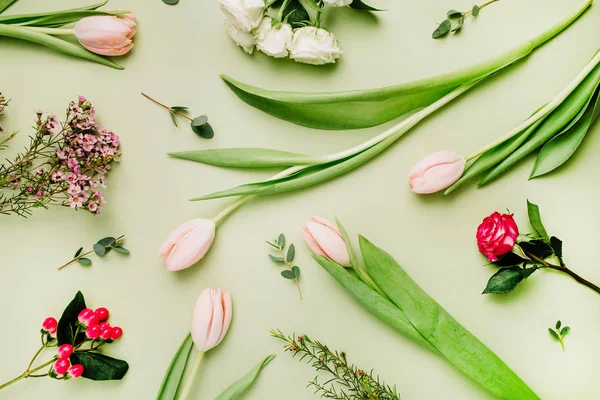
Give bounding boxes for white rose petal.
[323,0,353,6]
[225,19,256,54]
[289,27,342,65]
[255,17,293,58]
[219,0,265,32]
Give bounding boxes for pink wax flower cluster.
[0,93,8,135]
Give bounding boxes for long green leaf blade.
[214,355,276,400]
[359,236,540,400]
[0,0,18,14]
[313,255,438,353]
[156,333,195,400]
[0,0,108,23]
[169,148,317,168]
[0,24,123,69]
[531,86,600,177]
[17,10,129,27]
[220,1,591,130]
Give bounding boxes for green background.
[1,0,599,398]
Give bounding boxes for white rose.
[225,19,256,54]
[323,0,353,6]
[219,0,265,32]
[255,17,293,58]
[289,27,342,65]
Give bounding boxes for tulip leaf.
[169,148,317,168]
[156,333,195,400]
[0,0,110,24]
[6,10,130,27]
[530,85,600,178]
[215,355,276,400]
[358,236,539,399]
[0,0,18,14]
[0,24,124,69]
[349,0,385,11]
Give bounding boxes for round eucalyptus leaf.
[191,115,208,126]
[93,243,106,256]
[162,0,179,5]
[191,120,215,139]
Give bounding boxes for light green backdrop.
[1,0,599,399]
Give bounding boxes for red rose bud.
[53,358,70,376]
[85,324,101,339]
[110,326,123,340]
[42,317,58,335]
[94,307,109,321]
[476,212,519,262]
[68,364,84,379]
[57,344,74,359]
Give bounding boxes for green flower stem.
[178,350,205,400]
[465,49,600,162]
[0,351,56,391]
[276,0,291,21]
[23,27,74,36]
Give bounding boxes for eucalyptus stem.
[57,235,126,270]
[141,93,193,122]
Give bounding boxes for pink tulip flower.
[158,218,216,272]
[301,216,351,267]
[73,14,137,56]
[408,150,466,194]
[191,288,232,352]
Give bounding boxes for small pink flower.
[78,95,87,103]
[51,171,65,181]
[88,202,98,212]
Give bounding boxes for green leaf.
[561,326,570,336]
[170,106,188,112]
[472,5,480,16]
[286,244,295,263]
[550,237,563,258]
[163,0,179,5]
[156,333,195,400]
[74,247,83,258]
[191,118,214,139]
[169,110,179,127]
[57,291,86,346]
[349,0,384,11]
[168,148,316,168]
[483,267,526,294]
[113,246,130,255]
[215,355,276,400]
[292,266,300,279]
[527,200,550,243]
[531,84,600,178]
[0,24,123,69]
[519,240,553,260]
[548,328,560,340]
[0,0,109,24]
[359,237,539,399]
[556,320,562,330]
[78,257,92,266]
[70,352,129,381]
[0,0,18,14]
[447,9,463,18]
[268,254,285,263]
[277,233,285,249]
[452,17,465,33]
[97,237,116,246]
[302,0,322,12]
[432,19,452,38]
[492,251,526,267]
[7,10,128,28]
[93,243,107,256]
[281,270,295,279]
[283,0,309,27]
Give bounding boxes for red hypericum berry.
[68,364,84,379]
[85,324,101,339]
[53,358,70,376]
[95,307,109,321]
[86,314,100,327]
[42,317,58,333]
[57,344,74,359]
[110,326,123,340]
[100,324,113,340]
[78,308,93,325]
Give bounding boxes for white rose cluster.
[218,0,346,65]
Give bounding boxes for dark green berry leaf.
[561,326,570,336]
[281,270,295,280]
[277,233,285,249]
[292,266,300,279]
[550,236,563,258]
[97,237,116,247]
[432,19,452,39]
[472,4,480,16]
[78,257,92,266]
[70,352,129,381]
[286,244,295,263]
[548,328,560,340]
[57,291,86,346]
[93,243,106,257]
[269,254,285,263]
[556,320,562,330]
[74,247,83,258]
[447,9,463,18]
[527,200,550,243]
[113,246,130,255]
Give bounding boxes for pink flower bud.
[68,364,84,379]
[53,358,70,376]
[191,288,232,352]
[73,15,137,56]
[301,217,350,267]
[57,344,74,359]
[158,218,216,272]
[42,317,58,335]
[408,150,466,194]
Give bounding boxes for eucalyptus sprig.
[267,234,302,300]
[141,93,214,139]
[432,0,499,39]
[58,235,129,270]
[548,320,570,351]
[271,330,400,400]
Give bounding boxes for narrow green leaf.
[561,326,570,336]
[13,10,129,27]
[527,200,550,243]
[432,19,452,38]
[78,257,92,266]
[169,111,178,127]
[268,254,285,263]
[0,24,123,69]
[303,0,322,12]
[483,267,525,294]
[281,270,295,279]
[156,333,195,400]
[215,355,276,400]
[292,266,300,279]
[74,247,83,258]
[556,320,562,330]
[170,106,189,112]
[548,329,560,340]
[286,244,295,263]
[113,246,130,255]
[169,148,316,168]
[359,237,539,399]
[349,0,384,11]
[0,0,18,14]
[0,0,109,24]
[472,5,480,16]
[277,234,285,249]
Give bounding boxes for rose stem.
[525,251,600,295]
[141,92,193,122]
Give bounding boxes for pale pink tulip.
[408,150,466,194]
[301,216,351,267]
[73,15,137,56]
[191,288,232,352]
[158,219,216,272]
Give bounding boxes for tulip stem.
[23,27,74,36]
[179,350,205,400]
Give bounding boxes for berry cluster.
[51,345,83,379]
[78,307,123,341]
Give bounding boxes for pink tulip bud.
[158,219,216,272]
[191,288,232,352]
[73,15,137,56]
[408,150,466,194]
[301,216,350,267]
